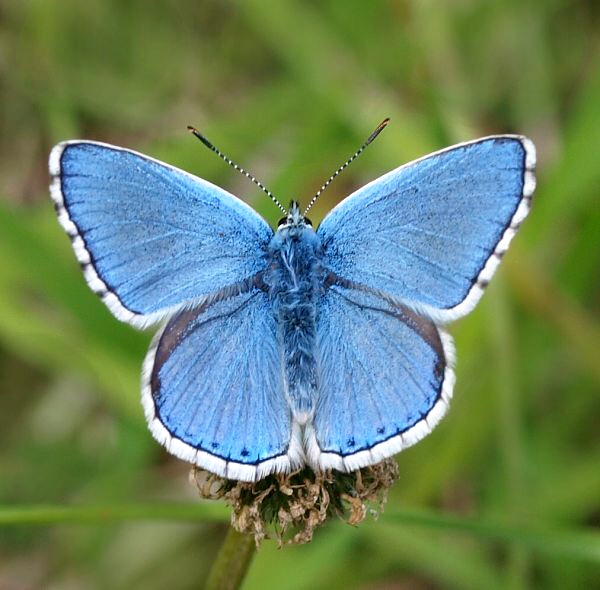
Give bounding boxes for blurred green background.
[1,1,599,588]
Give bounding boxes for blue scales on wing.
[306,284,454,472]
[143,286,300,481]
[50,141,273,327]
[317,136,535,321]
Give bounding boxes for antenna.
[303,118,390,216]
[187,126,287,215]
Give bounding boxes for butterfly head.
[277,201,313,229]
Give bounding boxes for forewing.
[142,286,301,482]
[306,284,454,472]
[317,136,536,321]
[50,141,273,327]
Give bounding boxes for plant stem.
[205,527,256,590]
[0,502,228,525]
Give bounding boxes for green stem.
[205,527,256,590]
[0,502,229,525]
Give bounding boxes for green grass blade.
[0,502,229,525]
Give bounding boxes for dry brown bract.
[190,460,399,546]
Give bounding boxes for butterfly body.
[49,134,536,481]
[265,202,325,421]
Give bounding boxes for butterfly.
[49,120,535,482]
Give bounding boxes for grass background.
[1,1,599,588]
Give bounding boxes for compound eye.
[304,217,313,227]
[277,216,288,228]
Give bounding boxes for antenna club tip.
[375,118,390,132]
[366,117,391,145]
[188,126,214,149]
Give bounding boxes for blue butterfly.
[49,121,535,481]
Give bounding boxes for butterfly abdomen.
[266,226,324,423]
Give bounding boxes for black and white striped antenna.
[188,126,287,215]
[303,118,390,217]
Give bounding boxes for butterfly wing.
[143,284,302,481]
[317,136,536,321]
[50,141,273,328]
[306,284,454,471]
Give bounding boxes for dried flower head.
[190,460,399,546]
